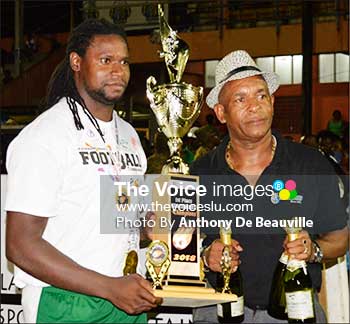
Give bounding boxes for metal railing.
[84,0,349,35]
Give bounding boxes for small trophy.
[146,5,203,175]
[145,5,236,308]
[146,240,171,288]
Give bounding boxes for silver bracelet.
[311,240,323,263]
[202,246,210,269]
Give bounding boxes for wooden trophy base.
[154,285,237,307]
[149,175,236,307]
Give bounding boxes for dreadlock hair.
[46,19,128,141]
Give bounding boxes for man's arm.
[284,226,349,262]
[6,211,161,315]
[315,226,349,262]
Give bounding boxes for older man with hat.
[190,50,348,323]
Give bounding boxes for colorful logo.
[272,179,298,201]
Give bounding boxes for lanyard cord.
[67,96,106,143]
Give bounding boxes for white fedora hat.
[206,50,279,109]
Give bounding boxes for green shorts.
[36,286,147,323]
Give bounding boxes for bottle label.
[286,259,306,272]
[230,296,244,316]
[217,296,244,317]
[285,289,315,320]
[217,303,223,317]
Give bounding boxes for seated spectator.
[25,33,38,53]
[183,127,201,165]
[317,130,348,178]
[3,69,13,84]
[195,114,220,140]
[194,129,220,161]
[301,134,318,148]
[284,135,294,142]
[327,109,345,138]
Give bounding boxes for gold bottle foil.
[220,227,232,245]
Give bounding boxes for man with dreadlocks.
[5,19,161,323]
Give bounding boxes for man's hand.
[6,211,162,315]
[283,230,313,262]
[203,239,243,273]
[106,274,162,315]
[284,226,349,263]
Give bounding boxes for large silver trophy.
[147,5,203,175]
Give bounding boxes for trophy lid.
[158,4,189,83]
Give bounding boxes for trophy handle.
[123,250,138,276]
[146,76,158,94]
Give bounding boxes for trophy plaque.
[145,5,236,308]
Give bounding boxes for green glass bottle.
[284,232,315,323]
[216,227,244,323]
[267,252,288,320]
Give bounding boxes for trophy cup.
[145,5,236,308]
[146,5,202,175]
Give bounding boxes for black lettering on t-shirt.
[132,153,142,167]
[90,151,100,164]
[125,153,134,167]
[79,152,90,165]
[134,154,141,167]
[106,152,115,165]
[99,152,109,164]
[130,153,136,166]
[120,154,126,169]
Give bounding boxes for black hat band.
[219,65,262,84]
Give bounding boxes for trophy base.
[154,285,237,307]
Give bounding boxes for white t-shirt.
[5,98,147,288]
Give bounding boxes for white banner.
[148,312,193,324]
[0,305,24,324]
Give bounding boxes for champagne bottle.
[216,227,244,323]
[284,231,315,323]
[267,252,288,320]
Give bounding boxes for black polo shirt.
[190,131,348,309]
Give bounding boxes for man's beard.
[84,83,125,106]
